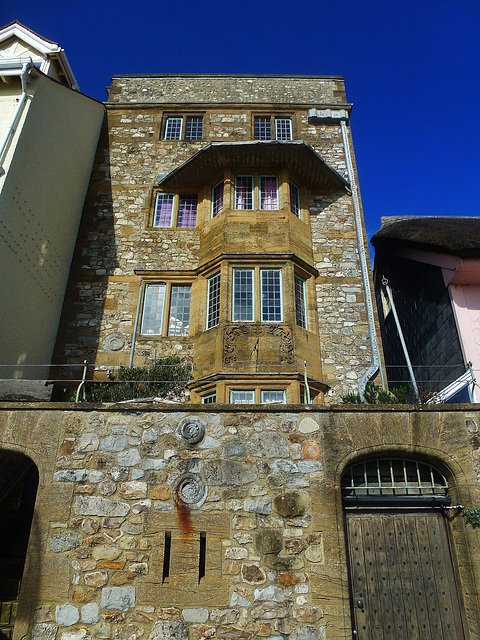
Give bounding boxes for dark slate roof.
[371,216,480,258]
[157,141,349,192]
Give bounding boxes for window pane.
[230,390,255,404]
[261,269,282,322]
[168,286,191,336]
[207,273,221,329]
[202,393,216,404]
[289,181,300,217]
[141,284,166,335]
[154,193,175,227]
[165,117,183,140]
[233,269,254,322]
[275,118,292,140]
[185,116,203,140]
[295,275,307,329]
[260,176,278,210]
[177,195,197,228]
[261,390,285,404]
[212,181,224,218]
[254,117,271,140]
[235,176,253,210]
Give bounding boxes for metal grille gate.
[345,510,468,640]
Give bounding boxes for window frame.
[233,174,280,211]
[206,272,221,330]
[234,175,254,210]
[230,390,255,404]
[253,115,293,141]
[261,390,286,404]
[153,192,198,229]
[163,115,204,141]
[232,266,283,324]
[229,388,287,404]
[294,274,308,329]
[275,117,292,141]
[211,181,224,218]
[202,393,216,404]
[140,282,192,338]
[289,181,301,217]
[259,175,279,211]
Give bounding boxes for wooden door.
[345,511,468,640]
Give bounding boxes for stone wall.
[1,404,479,640]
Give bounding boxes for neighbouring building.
[52,74,385,404]
[0,21,104,395]
[372,216,480,403]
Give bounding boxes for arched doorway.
[0,451,38,640]
[342,458,469,639]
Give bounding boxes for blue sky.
[3,0,480,240]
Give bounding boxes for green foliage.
[463,505,480,528]
[85,357,191,403]
[341,382,410,405]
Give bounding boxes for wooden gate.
[345,510,468,640]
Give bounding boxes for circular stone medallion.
[103,333,125,351]
[174,473,207,508]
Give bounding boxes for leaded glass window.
[154,193,175,227]
[260,176,278,210]
[165,117,183,140]
[275,118,292,140]
[185,116,203,140]
[235,176,253,210]
[233,269,254,322]
[168,286,191,336]
[177,195,197,228]
[261,269,282,322]
[207,273,221,329]
[295,275,307,329]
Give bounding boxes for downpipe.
[340,118,385,397]
[0,60,34,176]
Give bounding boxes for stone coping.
[0,402,479,412]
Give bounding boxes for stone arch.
[0,449,39,640]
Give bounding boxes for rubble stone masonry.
[1,403,479,640]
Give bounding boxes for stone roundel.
[103,333,125,351]
[178,416,206,445]
[174,473,207,508]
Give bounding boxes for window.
[141,283,191,337]
[154,193,197,228]
[259,176,278,210]
[232,268,283,323]
[235,176,253,210]
[294,275,307,329]
[212,181,224,218]
[202,393,216,404]
[230,390,255,404]
[164,116,203,140]
[289,181,300,217]
[261,390,286,404]
[275,118,292,140]
[261,269,282,322]
[185,116,203,140]
[254,117,271,140]
[254,116,292,140]
[207,273,221,329]
[232,269,254,322]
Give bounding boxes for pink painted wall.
[450,284,480,402]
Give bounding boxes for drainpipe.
[0,60,35,176]
[129,281,144,367]
[340,118,385,396]
[382,277,421,403]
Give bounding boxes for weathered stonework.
[1,403,479,640]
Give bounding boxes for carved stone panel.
[223,324,294,364]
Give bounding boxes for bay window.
[207,273,221,329]
[212,181,224,217]
[235,176,254,210]
[234,174,278,211]
[259,176,278,210]
[289,181,300,217]
[294,275,307,329]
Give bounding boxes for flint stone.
[31,624,58,640]
[147,621,188,640]
[297,461,322,473]
[290,627,320,640]
[244,497,271,515]
[199,436,221,449]
[272,460,298,474]
[101,435,128,452]
[305,546,323,563]
[298,417,319,434]
[54,470,88,483]
[182,608,209,623]
[250,433,289,458]
[49,531,82,552]
[55,605,79,626]
[142,458,166,470]
[81,603,99,623]
[118,449,141,466]
[74,496,130,517]
[60,631,88,640]
[101,586,135,611]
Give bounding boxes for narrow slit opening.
[162,531,171,584]
[198,531,206,583]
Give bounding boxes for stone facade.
[53,75,382,403]
[1,403,480,640]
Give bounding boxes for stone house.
[52,73,384,405]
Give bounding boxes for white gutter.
[340,118,385,396]
[0,60,35,176]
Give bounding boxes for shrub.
[341,382,410,405]
[85,357,191,403]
